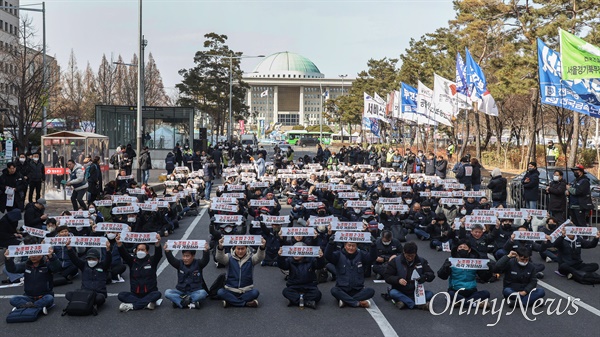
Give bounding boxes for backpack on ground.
[570,270,600,285]
[208,273,226,299]
[62,290,97,316]
[6,307,43,323]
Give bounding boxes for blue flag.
[400,82,418,114]
[465,48,489,100]
[369,118,380,137]
[455,52,468,95]
[537,38,600,117]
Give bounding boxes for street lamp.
[339,74,348,142]
[0,3,47,134]
[213,54,264,143]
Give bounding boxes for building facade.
[0,0,19,117]
[243,52,353,130]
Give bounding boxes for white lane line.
[537,280,600,317]
[156,207,208,276]
[365,300,399,337]
[0,207,209,300]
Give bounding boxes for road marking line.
[365,300,399,337]
[537,280,600,317]
[156,207,208,276]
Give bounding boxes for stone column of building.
[299,86,305,125]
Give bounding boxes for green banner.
[559,29,600,80]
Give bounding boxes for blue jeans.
[502,287,545,306]
[331,286,375,307]
[414,228,430,240]
[494,249,508,261]
[540,249,559,262]
[527,200,537,209]
[217,288,259,307]
[3,265,24,282]
[10,294,54,309]
[389,289,433,309]
[142,169,150,185]
[165,289,208,308]
[118,291,162,310]
[448,288,490,302]
[204,181,213,201]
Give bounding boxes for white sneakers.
[119,303,134,312]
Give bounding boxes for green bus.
[284,130,332,145]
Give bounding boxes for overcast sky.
[24,0,455,94]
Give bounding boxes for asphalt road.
[1,167,599,336]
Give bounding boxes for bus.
[284,130,332,145]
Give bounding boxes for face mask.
[460,210,467,215]
[89,208,96,214]
[457,250,469,258]
[33,157,39,162]
[47,226,56,232]
[405,199,412,205]
[87,260,98,268]
[19,158,25,163]
[423,208,431,213]
[553,176,560,182]
[136,251,147,259]
[518,261,528,267]
[382,241,391,246]
[107,233,117,240]
[76,226,83,232]
[503,224,512,229]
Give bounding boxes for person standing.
[0,162,27,213]
[470,158,483,192]
[174,143,183,167]
[203,158,216,202]
[16,153,31,200]
[446,142,455,162]
[487,168,507,208]
[165,152,176,175]
[546,141,559,166]
[84,156,102,206]
[566,164,594,226]
[138,146,152,185]
[212,146,223,178]
[546,170,567,223]
[116,233,163,312]
[521,162,540,209]
[254,153,266,177]
[434,155,447,179]
[65,159,88,211]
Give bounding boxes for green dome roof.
[251,52,324,78]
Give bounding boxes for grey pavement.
[0,147,598,336]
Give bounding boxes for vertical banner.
[239,120,245,135]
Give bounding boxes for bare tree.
[144,53,168,106]
[96,54,117,105]
[0,17,59,150]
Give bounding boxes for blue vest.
[335,251,365,289]
[226,255,254,289]
[176,259,204,292]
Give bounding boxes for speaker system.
[199,128,207,140]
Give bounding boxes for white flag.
[433,73,471,117]
[260,89,268,97]
[417,81,453,127]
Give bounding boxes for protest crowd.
[0,141,598,322]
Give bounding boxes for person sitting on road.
[325,240,377,308]
[383,241,435,310]
[372,230,402,280]
[116,233,163,312]
[277,242,326,309]
[52,225,80,282]
[164,243,210,309]
[494,247,546,307]
[553,226,600,278]
[216,237,266,308]
[65,242,111,310]
[502,225,546,279]
[4,246,60,314]
[437,240,492,309]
